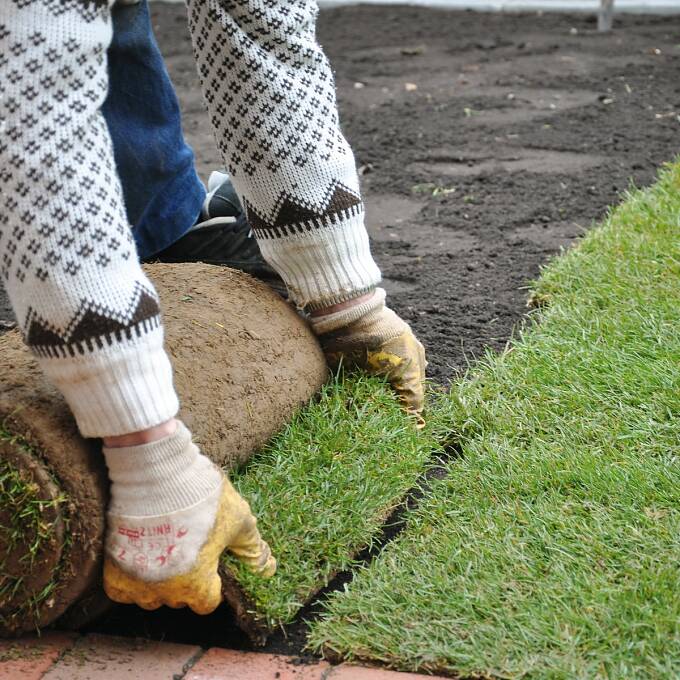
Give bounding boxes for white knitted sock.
[103,421,224,581]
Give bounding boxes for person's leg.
[103,0,283,288]
[103,0,205,259]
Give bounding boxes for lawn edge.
[308,160,680,674]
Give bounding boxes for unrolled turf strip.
[218,374,452,643]
[308,163,680,677]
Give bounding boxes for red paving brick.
[0,632,76,680]
[329,664,448,679]
[185,648,330,680]
[0,632,444,680]
[41,633,200,680]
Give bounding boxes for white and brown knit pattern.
[0,0,380,435]
[10,0,109,22]
[0,0,178,437]
[186,0,381,309]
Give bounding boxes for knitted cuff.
[39,326,179,439]
[257,208,382,311]
[103,421,222,517]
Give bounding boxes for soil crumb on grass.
[309,161,680,678]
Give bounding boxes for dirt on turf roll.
[0,263,328,636]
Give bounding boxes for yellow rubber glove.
[311,288,427,427]
[102,422,275,615]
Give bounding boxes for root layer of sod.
[308,163,680,678]
[219,374,450,644]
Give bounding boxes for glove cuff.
[310,288,407,346]
[103,420,222,517]
[309,288,385,336]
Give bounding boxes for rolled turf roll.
[0,263,327,636]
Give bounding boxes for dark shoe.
[152,172,286,295]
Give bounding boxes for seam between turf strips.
[215,374,457,644]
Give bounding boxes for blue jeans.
[103,0,205,259]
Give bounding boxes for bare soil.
[151,4,680,383]
[1,1,678,655]
[1,6,679,381]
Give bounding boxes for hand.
[310,288,427,427]
[102,422,275,615]
[104,474,276,614]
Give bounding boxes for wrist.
[103,418,177,449]
[310,291,375,318]
[309,288,387,336]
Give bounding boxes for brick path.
[0,633,449,679]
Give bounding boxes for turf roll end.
[0,360,109,636]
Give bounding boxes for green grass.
[308,162,680,678]
[0,430,69,632]
[221,372,451,632]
